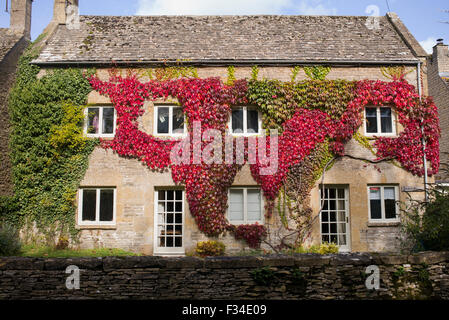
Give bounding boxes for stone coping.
[1,252,448,271]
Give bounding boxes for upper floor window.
[364,106,395,136]
[229,106,261,136]
[368,186,399,222]
[154,105,186,136]
[85,106,116,138]
[78,188,116,226]
[228,187,263,225]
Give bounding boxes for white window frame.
[364,106,396,137]
[153,105,187,137]
[229,106,262,136]
[78,188,117,226]
[319,186,351,252]
[84,106,116,138]
[153,189,185,256]
[227,187,264,225]
[367,185,400,223]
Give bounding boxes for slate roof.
[33,14,421,65]
[0,28,22,62]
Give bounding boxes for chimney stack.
[432,39,449,74]
[53,0,79,26]
[9,0,33,39]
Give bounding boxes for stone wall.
[428,44,449,182]
[0,252,448,300]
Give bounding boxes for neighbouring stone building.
[13,0,435,255]
[0,0,32,196]
[428,40,449,184]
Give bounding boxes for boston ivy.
[89,71,439,248]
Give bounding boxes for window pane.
[384,187,396,219]
[232,109,244,133]
[247,189,261,221]
[380,108,393,133]
[82,190,96,221]
[172,107,184,134]
[99,189,114,222]
[369,188,382,219]
[247,109,259,133]
[102,107,114,134]
[229,189,244,221]
[87,108,100,134]
[157,107,169,134]
[384,187,395,199]
[365,107,378,133]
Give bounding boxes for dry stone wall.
[0,252,448,300]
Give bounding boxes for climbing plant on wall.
[89,70,439,248]
[2,40,97,242]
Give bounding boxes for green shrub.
[195,240,226,257]
[290,242,339,255]
[400,187,449,252]
[0,223,22,256]
[251,267,276,286]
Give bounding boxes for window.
[154,189,185,255]
[228,187,263,224]
[229,106,261,135]
[364,106,395,135]
[85,106,116,137]
[78,188,116,225]
[320,186,350,251]
[368,186,399,222]
[154,105,186,136]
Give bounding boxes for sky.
[0,0,448,54]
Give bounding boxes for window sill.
[364,133,398,138]
[76,225,117,230]
[86,135,115,139]
[367,221,400,227]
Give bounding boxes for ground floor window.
[78,188,116,226]
[368,185,399,222]
[228,187,263,225]
[154,189,185,255]
[320,186,350,251]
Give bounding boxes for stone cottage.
[428,39,449,184]
[19,0,436,255]
[0,0,32,196]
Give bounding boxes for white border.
[153,189,186,256]
[229,106,262,137]
[84,106,116,138]
[78,188,116,226]
[153,105,187,138]
[318,186,351,252]
[227,187,264,225]
[364,106,397,137]
[367,185,400,223]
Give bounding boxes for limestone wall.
[0,252,448,300]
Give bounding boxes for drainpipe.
[418,61,429,202]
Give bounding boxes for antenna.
[385,0,391,12]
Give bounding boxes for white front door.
[319,186,351,252]
[154,189,185,255]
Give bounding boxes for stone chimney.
[9,0,33,39]
[53,0,79,26]
[432,39,449,74]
